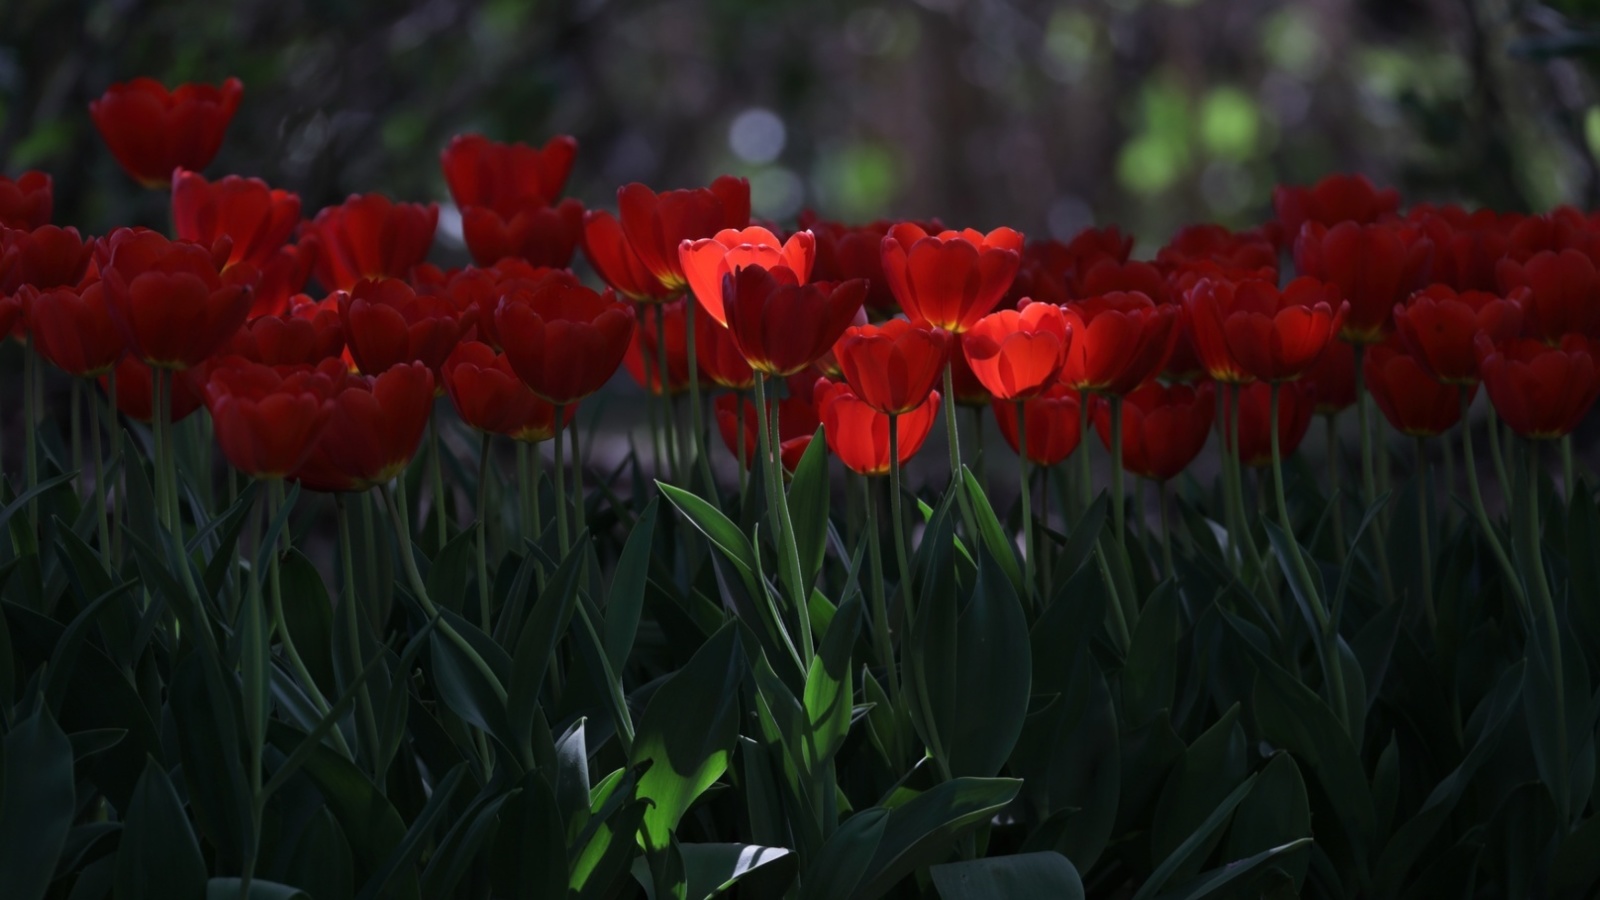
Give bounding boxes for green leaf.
[658,482,761,600]
[605,497,658,670]
[961,467,1024,595]
[1130,773,1258,900]
[1121,580,1180,728]
[277,808,354,900]
[1150,704,1247,881]
[1156,838,1314,900]
[800,809,888,900]
[426,608,515,752]
[425,528,477,616]
[787,427,831,590]
[114,758,207,900]
[507,542,585,764]
[680,842,795,899]
[1224,752,1311,890]
[802,594,861,773]
[946,547,1032,778]
[491,771,567,899]
[352,761,466,900]
[1550,811,1600,895]
[570,773,649,900]
[419,786,516,897]
[850,777,1024,900]
[631,622,747,850]
[0,707,76,900]
[277,549,338,695]
[205,879,309,899]
[168,653,250,871]
[930,851,1085,900]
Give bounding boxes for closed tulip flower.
[961,302,1071,400]
[444,341,571,443]
[291,360,436,491]
[22,282,123,377]
[339,277,471,378]
[1058,292,1179,395]
[89,77,243,187]
[1364,343,1468,438]
[695,303,755,390]
[1494,249,1600,343]
[229,294,346,367]
[680,225,814,324]
[171,170,300,272]
[1294,221,1431,343]
[461,198,583,269]
[102,356,211,423]
[1227,380,1315,468]
[1193,277,1346,384]
[881,223,1023,333]
[1475,334,1600,439]
[1093,382,1216,482]
[0,225,93,296]
[816,379,940,476]
[204,359,337,479]
[496,274,635,405]
[305,194,438,291]
[832,318,952,415]
[0,171,51,229]
[620,176,751,294]
[992,383,1082,466]
[1393,284,1523,385]
[723,265,867,376]
[100,229,253,369]
[582,209,677,303]
[440,134,577,214]
[1273,173,1400,241]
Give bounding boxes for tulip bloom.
[0,225,93,297]
[496,275,635,405]
[991,383,1082,466]
[100,229,253,369]
[250,238,319,319]
[680,226,814,324]
[1093,382,1216,482]
[1273,173,1400,240]
[305,194,438,291]
[616,176,751,295]
[1475,334,1600,439]
[22,282,123,377]
[89,78,243,187]
[171,171,300,271]
[444,341,570,442]
[960,303,1071,400]
[1294,221,1431,343]
[947,347,993,406]
[1189,277,1346,384]
[623,298,694,395]
[1058,292,1179,395]
[582,210,677,302]
[440,134,578,213]
[715,392,818,472]
[204,360,337,478]
[291,360,436,492]
[1227,380,1315,468]
[832,318,952,415]
[462,198,584,269]
[229,295,346,367]
[816,379,940,476]
[102,356,210,423]
[0,171,51,229]
[1393,284,1524,385]
[339,278,471,377]
[802,216,901,312]
[1494,249,1600,343]
[722,265,867,376]
[433,257,553,350]
[881,223,1023,333]
[1306,339,1357,415]
[695,305,755,390]
[1364,344,1468,438]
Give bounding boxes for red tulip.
[102,356,211,423]
[1075,259,1174,304]
[171,171,300,275]
[832,318,952,415]
[0,171,51,230]
[1475,334,1600,439]
[100,229,253,369]
[431,257,553,350]
[1057,292,1178,395]
[815,378,940,476]
[800,214,902,312]
[1226,380,1315,468]
[714,392,818,472]
[1494,249,1600,343]
[695,303,756,390]
[444,341,570,443]
[961,302,1071,400]
[496,274,635,405]
[881,223,1023,333]
[291,360,436,491]
[89,77,243,187]
[22,282,123,377]
[0,225,93,297]
[339,277,470,377]
[1393,284,1524,385]
[1409,206,1516,292]
[582,209,676,302]
[305,194,438,291]
[1306,339,1356,415]
[229,294,346,367]
[619,176,751,293]
[204,359,336,478]
[1504,206,1597,260]
[1364,343,1468,438]
[1193,277,1346,384]
[947,345,992,406]
[679,225,814,324]
[723,265,866,376]
[624,298,693,395]
[991,383,1082,466]
[1273,173,1400,241]
[440,134,577,214]
[461,198,584,269]
[1093,382,1216,482]
[1157,223,1278,278]
[1294,221,1432,343]
[250,237,319,319]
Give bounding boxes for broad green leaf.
[930,851,1085,900]
[961,467,1024,595]
[424,528,477,616]
[631,622,747,850]
[850,777,1024,900]
[605,497,658,669]
[0,707,76,900]
[491,771,567,899]
[1150,704,1247,881]
[205,879,309,899]
[787,427,831,590]
[800,809,889,900]
[507,542,585,764]
[658,482,761,599]
[946,547,1032,778]
[352,761,465,900]
[419,787,515,897]
[1224,752,1311,890]
[681,843,795,899]
[277,549,337,695]
[1121,580,1180,728]
[169,653,251,871]
[1158,838,1314,900]
[114,758,207,900]
[1130,773,1258,900]
[803,594,861,773]
[277,808,354,900]
[1484,782,1558,900]
[1550,811,1600,895]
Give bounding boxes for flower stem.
[863,476,899,707]
[70,379,83,499]
[736,391,749,509]
[1485,402,1511,500]
[90,380,110,565]
[1415,436,1435,632]
[1159,478,1175,581]
[1522,439,1569,825]
[570,407,589,546]
[943,361,979,539]
[428,411,448,549]
[1561,434,1576,506]
[1016,401,1034,605]
[683,295,719,498]
[1076,393,1092,514]
[1226,384,1273,610]
[268,478,350,758]
[635,303,666,478]
[23,336,39,527]
[1109,394,1126,540]
[654,304,680,482]
[1325,413,1347,563]
[889,413,916,623]
[1354,342,1376,509]
[476,433,493,631]
[336,495,383,778]
[553,405,570,557]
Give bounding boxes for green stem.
[864,476,900,708]
[1076,390,1092,513]
[636,303,666,478]
[683,295,719,498]
[1458,388,1526,609]
[1354,343,1376,509]
[1159,478,1175,581]
[268,479,350,758]
[655,305,680,482]
[889,413,916,623]
[943,362,978,539]
[1522,440,1569,824]
[736,392,749,510]
[1325,413,1347,563]
[23,336,38,527]
[1039,466,1053,595]
[1486,403,1511,501]
[337,495,383,778]
[755,374,813,660]
[1016,401,1035,606]
[70,379,83,499]
[553,406,570,557]
[1562,434,1576,505]
[428,410,448,549]
[1109,394,1125,540]
[90,381,110,565]
[1415,437,1436,632]
[570,408,589,545]
[1226,385,1273,610]
[972,405,986,487]
[476,433,493,631]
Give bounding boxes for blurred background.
[7,0,1600,254]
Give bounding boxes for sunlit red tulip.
[496,274,635,405]
[1393,284,1524,385]
[1057,292,1178,395]
[229,294,346,367]
[1226,380,1315,468]
[89,77,243,187]
[624,298,693,395]
[291,360,436,491]
[440,134,577,213]
[171,170,300,274]
[100,228,253,369]
[620,176,751,293]
[723,265,866,376]
[695,304,755,390]
[338,277,470,378]
[991,383,1081,466]
[305,193,438,291]
[832,318,952,415]
[680,226,814,324]
[0,172,51,230]
[1294,221,1431,343]
[102,356,210,423]
[714,392,818,472]
[816,379,940,476]
[1093,382,1216,482]
[1273,173,1400,241]
[582,210,676,302]
[461,198,584,269]
[1364,344,1467,438]
[204,359,336,478]
[1475,334,1600,439]
[22,282,123,377]
[961,303,1071,400]
[1494,249,1600,343]
[881,223,1023,333]
[444,341,570,442]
